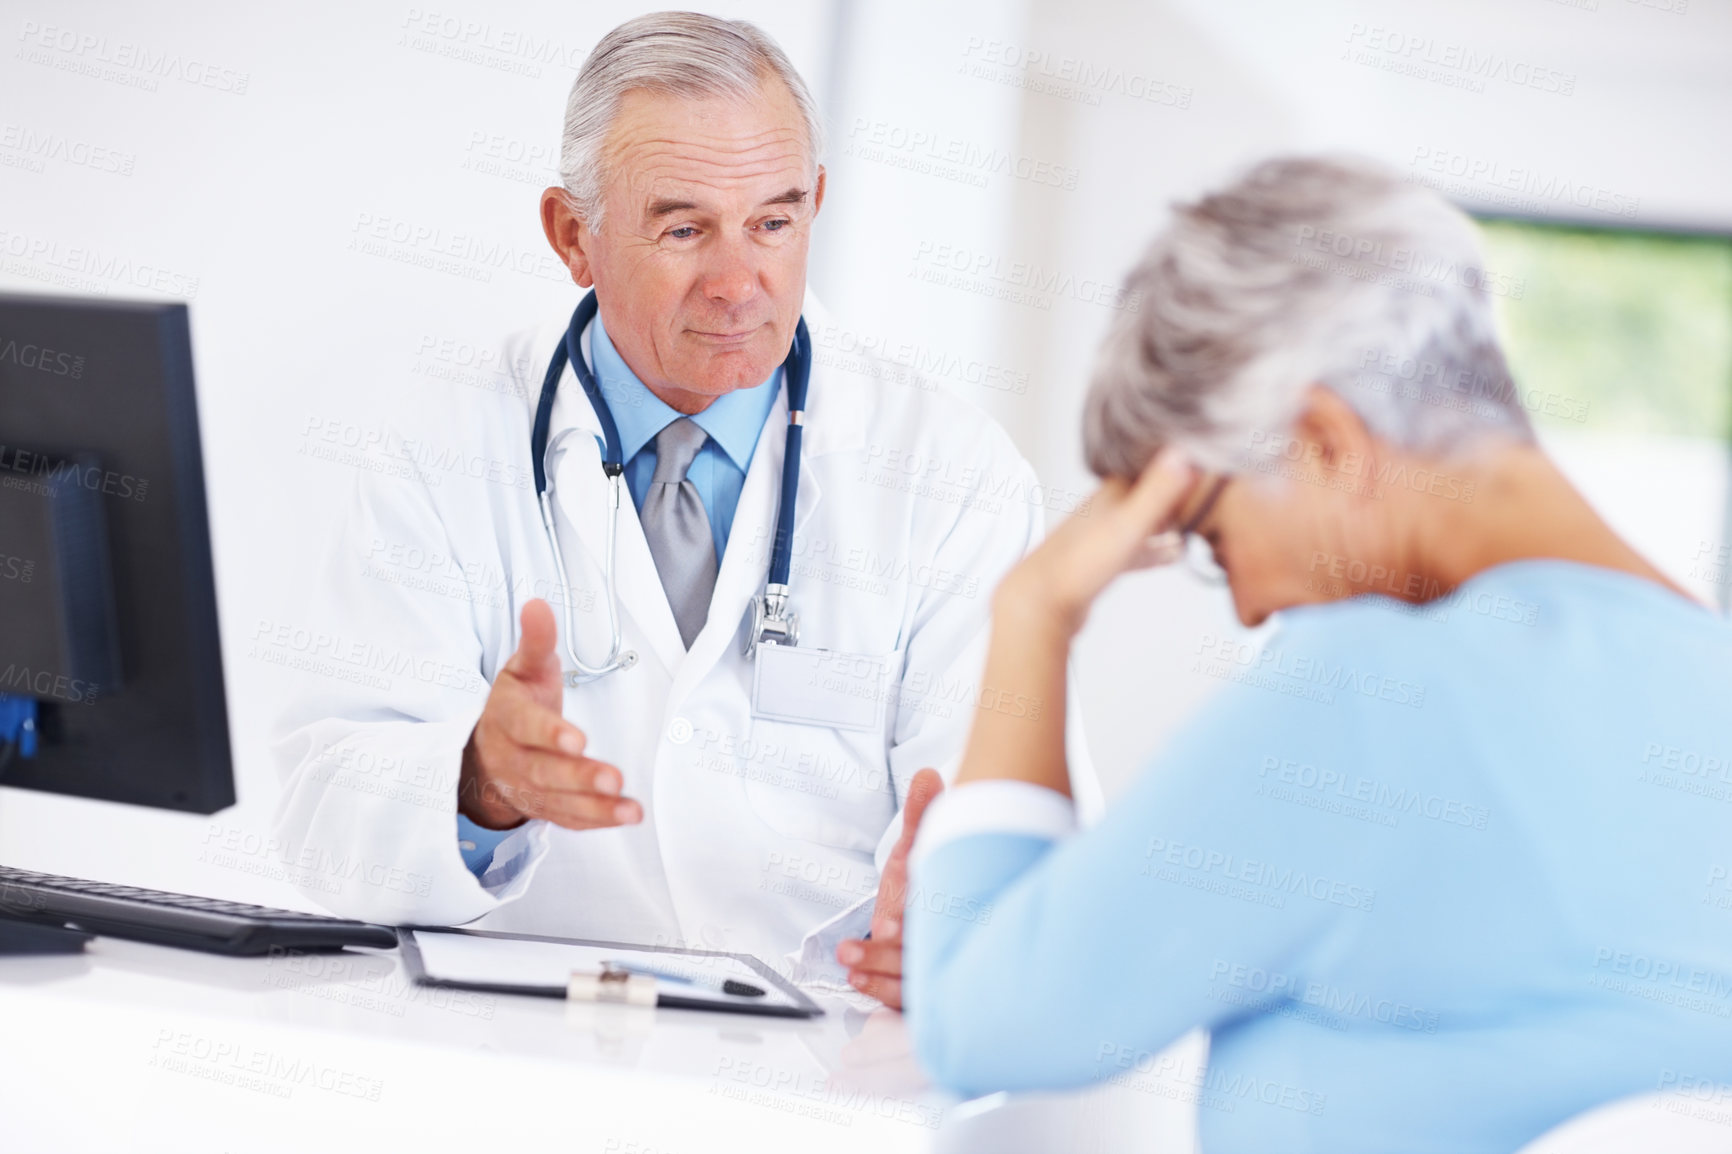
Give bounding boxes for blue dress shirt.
[458,314,782,876]
[590,313,781,564]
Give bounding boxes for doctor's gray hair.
[557,12,825,229]
[1083,155,1534,479]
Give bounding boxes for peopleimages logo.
[0,335,84,378]
[1143,836,1378,912]
[1258,755,1492,830]
[1408,147,1641,219]
[16,21,252,95]
[0,665,100,703]
[910,240,1143,312]
[0,228,201,299]
[1193,633,1426,709]
[0,443,149,501]
[1292,225,1525,298]
[0,123,135,176]
[958,37,1194,109]
[1342,23,1577,96]
[847,117,1081,190]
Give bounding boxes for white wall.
[2,0,1728,897]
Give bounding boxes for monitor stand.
[0,914,91,955]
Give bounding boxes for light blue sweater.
[907,561,1732,1153]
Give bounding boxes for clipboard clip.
[567,962,657,1006]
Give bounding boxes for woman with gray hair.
[901,156,1732,1152]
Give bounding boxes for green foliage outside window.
[1476,219,1732,441]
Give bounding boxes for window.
[1477,220,1732,440]
[1476,219,1732,608]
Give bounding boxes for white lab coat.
[271,291,1100,985]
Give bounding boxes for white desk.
[0,937,1203,1153]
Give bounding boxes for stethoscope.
[529,290,812,687]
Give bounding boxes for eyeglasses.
[1148,474,1229,585]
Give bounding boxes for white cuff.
[787,894,873,990]
[476,819,551,902]
[911,780,1076,866]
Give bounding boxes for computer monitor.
[0,292,233,813]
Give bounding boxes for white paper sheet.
[406,931,805,1010]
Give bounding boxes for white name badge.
[751,645,891,732]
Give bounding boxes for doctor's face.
[542,82,824,414]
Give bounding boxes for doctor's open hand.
[458,599,643,832]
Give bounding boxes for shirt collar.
[591,313,781,471]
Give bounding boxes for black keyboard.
[0,865,399,955]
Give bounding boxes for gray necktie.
[641,417,718,648]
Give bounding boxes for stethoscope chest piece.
[747,583,799,659]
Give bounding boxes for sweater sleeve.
[903,625,1396,1097]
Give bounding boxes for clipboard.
[398,927,825,1019]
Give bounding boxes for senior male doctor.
[273,11,1097,1004]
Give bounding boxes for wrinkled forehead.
[601,83,815,218]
